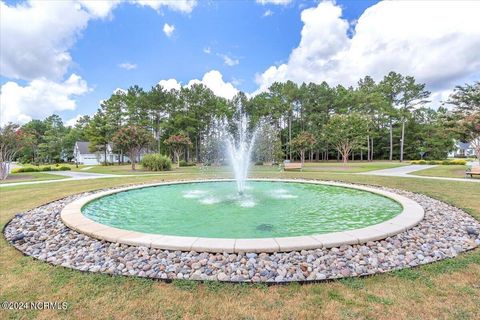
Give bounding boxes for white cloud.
[134,0,197,13]
[187,70,239,99]
[254,1,480,101]
[256,0,292,5]
[203,47,211,54]
[219,54,239,66]
[78,0,121,18]
[263,9,274,17]
[0,74,90,125]
[0,1,90,81]
[119,62,137,70]
[163,23,175,37]
[65,114,85,127]
[158,79,182,91]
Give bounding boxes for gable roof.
[76,141,90,154]
[75,141,113,154]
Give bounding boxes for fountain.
[225,114,257,195]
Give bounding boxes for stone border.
[61,179,424,253]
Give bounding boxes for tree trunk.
[371,137,374,161]
[104,144,108,166]
[367,136,370,161]
[300,150,305,165]
[288,114,292,160]
[389,120,393,161]
[400,120,405,162]
[130,150,136,170]
[360,149,363,161]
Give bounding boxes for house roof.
[76,141,90,154]
[75,141,113,154]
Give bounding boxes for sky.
[1,0,479,126]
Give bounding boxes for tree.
[397,76,430,162]
[112,125,153,170]
[164,134,192,167]
[0,124,25,180]
[290,132,316,164]
[448,82,480,163]
[324,113,370,163]
[86,111,111,165]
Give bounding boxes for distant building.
[73,141,115,165]
[448,140,476,158]
[73,141,149,165]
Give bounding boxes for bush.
[417,160,427,165]
[179,160,196,167]
[141,154,172,171]
[41,166,52,171]
[441,160,450,165]
[12,167,39,173]
[57,166,71,171]
[427,160,438,165]
[449,159,467,165]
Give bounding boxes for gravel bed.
[4,182,480,283]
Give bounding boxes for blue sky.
[1,0,479,126]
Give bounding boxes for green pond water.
[82,181,403,238]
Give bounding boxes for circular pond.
[81,180,403,239]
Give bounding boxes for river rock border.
[60,179,424,253]
[4,180,480,282]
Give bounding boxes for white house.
[73,141,148,165]
[73,141,116,165]
[448,140,476,158]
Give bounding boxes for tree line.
[4,72,479,171]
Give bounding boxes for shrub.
[441,160,450,165]
[41,166,52,171]
[57,166,71,171]
[417,160,427,165]
[179,160,195,167]
[12,167,39,173]
[449,159,467,165]
[141,154,172,171]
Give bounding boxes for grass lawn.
[73,160,407,176]
[411,165,479,179]
[0,172,68,184]
[1,171,479,319]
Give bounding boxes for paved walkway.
[3,165,479,188]
[0,171,118,188]
[362,165,480,183]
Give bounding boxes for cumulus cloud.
[256,0,292,5]
[203,47,211,54]
[158,79,182,91]
[254,1,480,101]
[186,70,239,99]
[134,0,197,14]
[163,23,175,37]
[0,74,90,125]
[65,114,85,127]
[78,0,121,18]
[219,54,240,67]
[119,62,137,70]
[263,9,274,17]
[0,1,90,81]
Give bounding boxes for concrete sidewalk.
[362,164,480,183]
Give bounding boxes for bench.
[284,162,303,171]
[466,166,480,178]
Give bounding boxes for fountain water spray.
[225,114,257,195]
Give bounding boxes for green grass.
[1,170,479,319]
[411,165,478,179]
[70,161,407,176]
[0,172,68,184]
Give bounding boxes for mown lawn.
[68,161,407,176]
[1,171,479,319]
[411,165,479,179]
[0,172,68,184]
